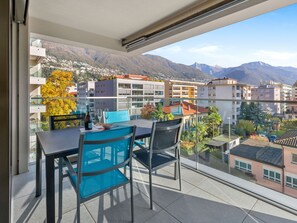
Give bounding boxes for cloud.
[188,45,220,54]
[255,50,297,61]
[167,46,182,53]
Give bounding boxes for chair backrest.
[149,118,183,154]
[103,110,130,124]
[77,126,136,182]
[50,114,85,130]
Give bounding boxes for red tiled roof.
[163,101,208,116]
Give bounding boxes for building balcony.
[30,104,46,113]
[12,161,297,222]
[30,46,46,60]
[30,76,46,85]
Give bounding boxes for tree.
[239,102,266,129]
[41,70,77,118]
[235,120,255,137]
[203,106,222,137]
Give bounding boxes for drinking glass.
[97,109,103,123]
[104,108,109,123]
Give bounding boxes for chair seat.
[133,149,177,170]
[134,140,145,146]
[67,160,129,199]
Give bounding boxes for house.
[229,139,285,193]
[275,130,297,198]
[162,101,208,128]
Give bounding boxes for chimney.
[188,105,190,111]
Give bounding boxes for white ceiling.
[29,0,198,39]
[29,0,297,54]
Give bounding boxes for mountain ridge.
[191,62,297,85]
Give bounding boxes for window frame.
[263,168,281,183]
[235,160,252,173]
[285,175,297,189]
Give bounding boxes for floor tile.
[166,187,248,223]
[85,192,162,223]
[144,210,180,223]
[57,205,95,223]
[246,200,297,223]
[198,178,257,210]
[134,169,196,209]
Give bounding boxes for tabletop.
[36,119,153,157]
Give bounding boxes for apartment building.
[29,39,47,158]
[251,83,282,114]
[198,78,252,124]
[257,81,292,114]
[94,75,164,116]
[164,80,204,104]
[77,81,95,118]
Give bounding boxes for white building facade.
[94,78,165,116]
[198,78,251,124]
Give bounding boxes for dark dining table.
[35,119,153,222]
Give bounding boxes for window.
[132,84,143,89]
[155,91,164,96]
[286,176,297,189]
[235,160,251,173]
[292,154,297,164]
[263,169,281,183]
[118,83,131,89]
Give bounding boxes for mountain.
[42,41,212,82]
[192,61,297,85]
[191,62,223,76]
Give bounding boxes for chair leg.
[76,194,80,223]
[178,159,182,191]
[58,158,63,220]
[130,171,134,222]
[178,149,182,191]
[149,169,153,210]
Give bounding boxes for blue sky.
[146,4,297,68]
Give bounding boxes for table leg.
[46,155,55,222]
[36,138,42,197]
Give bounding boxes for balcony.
[12,161,297,222]
[30,64,46,85]
[30,46,46,60]
[30,98,46,113]
[24,96,297,221]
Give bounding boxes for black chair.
[49,114,85,219]
[133,118,183,209]
[50,114,85,131]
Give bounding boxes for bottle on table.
[84,112,92,130]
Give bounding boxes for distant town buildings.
[198,77,252,124]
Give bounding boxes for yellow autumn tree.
[41,70,77,118]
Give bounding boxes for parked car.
[268,135,277,142]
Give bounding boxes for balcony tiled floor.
[12,162,297,223]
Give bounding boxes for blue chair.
[103,110,130,124]
[103,110,145,146]
[60,126,136,222]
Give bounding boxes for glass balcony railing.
[28,96,297,211]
